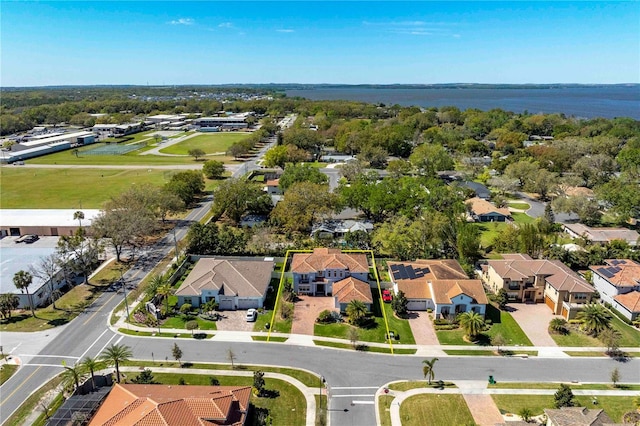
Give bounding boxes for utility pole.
[172,226,179,261]
[119,268,130,327]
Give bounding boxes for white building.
[590,259,640,321]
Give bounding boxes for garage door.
[407,300,427,311]
[219,299,233,311]
[237,299,259,310]
[544,295,555,311]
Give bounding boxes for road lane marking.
[93,333,119,360]
[331,386,379,390]
[0,366,41,406]
[83,292,118,326]
[22,364,67,368]
[351,401,375,405]
[75,329,111,364]
[331,394,376,398]
[115,335,124,345]
[14,354,79,359]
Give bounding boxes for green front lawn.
[312,340,416,354]
[508,202,531,210]
[0,364,18,385]
[388,381,457,391]
[609,314,640,347]
[512,212,535,224]
[492,394,637,422]
[378,395,394,426]
[159,133,250,155]
[550,330,603,347]
[159,316,217,330]
[400,394,475,426]
[472,222,509,248]
[152,373,306,425]
[436,305,532,346]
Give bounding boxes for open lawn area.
[1,167,178,208]
[314,295,415,344]
[436,305,532,346]
[151,373,306,426]
[400,394,475,426]
[491,394,637,422]
[25,144,237,165]
[378,395,394,426]
[550,330,603,347]
[508,202,531,210]
[159,133,250,155]
[0,364,18,385]
[608,312,640,347]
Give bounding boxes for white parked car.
[245,308,258,322]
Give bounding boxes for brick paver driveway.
[508,303,559,347]
[291,296,337,335]
[407,311,439,345]
[463,394,504,426]
[214,310,256,332]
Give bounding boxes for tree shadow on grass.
[47,318,70,327]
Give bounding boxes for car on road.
[382,289,393,303]
[246,308,258,322]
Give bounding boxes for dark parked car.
[23,235,39,244]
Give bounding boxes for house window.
[184,297,192,305]
[574,293,587,301]
[298,285,311,294]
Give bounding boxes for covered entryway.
[407,300,427,311]
[315,283,326,296]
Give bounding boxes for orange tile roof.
[466,197,511,217]
[333,277,373,304]
[388,260,487,304]
[614,291,640,313]
[266,179,279,186]
[590,259,640,288]
[89,384,251,426]
[291,248,369,274]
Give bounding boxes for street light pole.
[172,226,179,261]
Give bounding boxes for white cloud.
[218,22,234,28]
[169,18,194,26]
[276,29,295,33]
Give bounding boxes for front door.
[316,284,325,296]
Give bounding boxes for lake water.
[285,86,640,119]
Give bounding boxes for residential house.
[290,248,369,296]
[563,223,639,246]
[484,254,595,319]
[265,178,282,195]
[387,259,487,318]
[613,291,640,322]
[175,258,274,310]
[332,276,373,312]
[89,384,251,426]
[543,407,616,426]
[590,259,640,304]
[466,197,512,222]
[458,181,491,200]
[310,219,374,239]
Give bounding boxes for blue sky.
[2,1,639,86]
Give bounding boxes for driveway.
[214,310,255,332]
[508,303,559,347]
[407,311,439,345]
[291,296,337,336]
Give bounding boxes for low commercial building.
[195,115,249,130]
[0,209,100,237]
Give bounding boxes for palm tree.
[345,300,368,326]
[458,311,485,340]
[576,304,611,336]
[13,270,35,317]
[549,318,568,334]
[80,356,104,390]
[422,358,439,385]
[99,344,132,383]
[147,274,168,298]
[73,211,85,229]
[157,284,173,316]
[61,361,86,391]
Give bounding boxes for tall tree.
[188,148,206,161]
[576,304,611,336]
[211,178,271,224]
[57,228,103,285]
[157,284,173,316]
[0,294,20,320]
[30,253,62,309]
[422,358,439,385]
[554,384,575,408]
[279,163,328,191]
[73,210,85,229]
[345,300,368,326]
[99,344,132,383]
[61,361,86,391]
[13,270,35,317]
[80,356,104,391]
[172,343,183,367]
[202,160,225,179]
[271,182,338,233]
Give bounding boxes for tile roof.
[590,259,640,288]
[333,277,373,304]
[291,248,369,274]
[543,407,615,426]
[89,384,251,426]
[175,258,274,299]
[266,179,279,186]
[388,259,487,305]
[564,223,640,245]
[614,291,640,313]
[487,256,594,294]
[466,197,511,217]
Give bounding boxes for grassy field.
[378,395,394,426]
[609,313,640,347]
[550,330,603,347]
[151,372,306,425]
[400,394,475,426]
[159,133,250,155]
[491,394,637,422]
[489,382,640,390]
[0,364,18,385]
[1,168,177,208]
[25,143,237,165]
[508,202,531,210]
